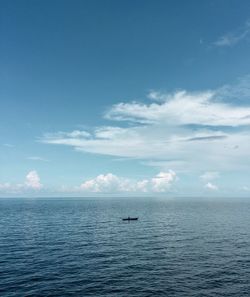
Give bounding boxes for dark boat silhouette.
[122,217,138,221]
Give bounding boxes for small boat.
[122,217,138,221]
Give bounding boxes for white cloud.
[25,171,43,190]
[136,179,149,192]
[79,171,177,193]
[80,173,131,192]
[205,182,218,191]
[66,130,91,138]
[27,156,48,162]
[42,82,250,173]
[44,130,90,140]
[151,171,177,192]
[200,171,220,181]
[106,90,250,126]
[213,20,250,47]
[0,171,43,194]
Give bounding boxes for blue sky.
[1,0,250,196]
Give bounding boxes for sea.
[0,197,250,296]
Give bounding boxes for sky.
[1,0,250,197]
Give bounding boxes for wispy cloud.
[213,20,250,47]
[44,130,90,140]
[3,143,14,148]
[41,77,250,173]
[216,75,250,104]
[27,156,49,162]
[242,186,249,191]
[187,135,227,142]
[200,171,220,181]
[106,90,250,126]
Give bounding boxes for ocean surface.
[1,197,250,297]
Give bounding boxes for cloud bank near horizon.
[0,169,248,196]
[0,170,43,194]
[0,171,178,195]
[79,171,177,193]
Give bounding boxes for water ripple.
[1,198,250,296]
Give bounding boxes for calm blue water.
[1,197,250,296]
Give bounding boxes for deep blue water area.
[1,197,250,296]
